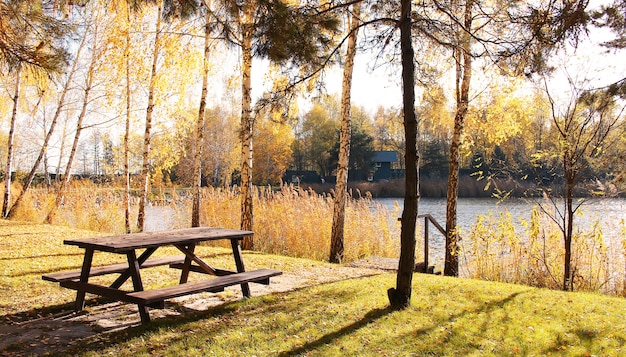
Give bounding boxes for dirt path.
[0,263,388,356]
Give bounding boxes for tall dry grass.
[196,185,401,262]
[461,206,626,294]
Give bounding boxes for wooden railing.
[397,214,447,273]
[416,214,446,273]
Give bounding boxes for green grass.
[62,275,626,356]
[3,220,626,356]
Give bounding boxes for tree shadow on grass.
[277,307,394,357]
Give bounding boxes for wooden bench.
[42,256,186,282]
[129,268,282,308]
[57,268,282,310]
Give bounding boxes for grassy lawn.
[2,220,626,356]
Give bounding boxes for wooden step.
[42,256,186,282]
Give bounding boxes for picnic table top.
[63,227,254,253]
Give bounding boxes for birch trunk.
[124,2,132,233]
[388,0,419,310]
[45,19,100,224]
[240,4,254,249]
[192,7,211,228]
[7,25,87,218]
[2,66,20,218]
[137,2,163,232]
[330,3,361,264]
[444,0,473,277]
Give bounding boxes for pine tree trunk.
[192,7,211,228]
[137,2,163,232]
[444,0,473,277]
[240,4,254,249]
[330,3,361,264]
[388,0,419,310]
[2,66,20,218]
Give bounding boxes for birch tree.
[330,2,361,264]
[191,5,212,228]
[2,65,20,218]
[136,1,163,231]
[45,6,103,223]
[7,18,87,218]
[210,0,338,249]
[444,0,473,277]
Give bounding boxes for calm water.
[375,197,626,268]
[376,197,625,233]
[146,197,626,237]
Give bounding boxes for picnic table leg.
[110,247,157,289]
[231,238,251,298]
[126,250,150,324]
[75,248,94,311]
[179,243,196,284]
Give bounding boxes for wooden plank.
[63,227,253,253]
[60,280,146,305]
[42,256,186,282]
[169,263,236,276]
[129,269,282,305]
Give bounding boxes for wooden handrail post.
[423,215,429,273]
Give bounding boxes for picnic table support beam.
[179,243,195,283]
[75,248,94,311]
[126,250,150,324]
[110,247,157,289]
[231,238,251,297]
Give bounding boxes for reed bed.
[197,185,401,262]
[460,207,626,295]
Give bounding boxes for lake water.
[374,197,626,268]
[145,197,625,269]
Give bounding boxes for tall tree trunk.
[7,26,88,218]
[2,66,21,218]
[240,4,254,249]
[563,156,575,291]
[444,0,473,277]
[124,2,132,233]
[137,2,163,232]
[330,3,361,264]
[388,0,419,310]
[46,19,99,224]
[192,7,211,228]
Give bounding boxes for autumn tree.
[46,4,105,223]
[330,1,361,264]
[1,0,69,218]
[192,3,212,227]
[536,75,625,291]
[296,102,338,178]
[209,0,338,249]
[135,0,200,231]
[252,109,293,185]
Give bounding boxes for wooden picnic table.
[43,227,282,324]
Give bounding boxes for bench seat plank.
[42,256,186,282]
[129,269,282,305]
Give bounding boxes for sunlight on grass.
[3,221,626,356]
[65,274,626,356]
